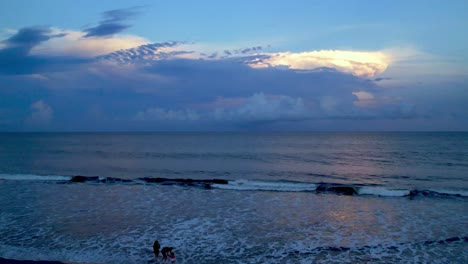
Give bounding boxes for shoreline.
[0,258,100,264]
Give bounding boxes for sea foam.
[212,179,318,192]
[0,174,71,181]
[358,187,410,197]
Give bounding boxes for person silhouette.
[161,247,173,262]
[153,240,160,259]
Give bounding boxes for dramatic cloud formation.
[0,27,68,74]
[98,42,391,77]
[250,50,391,77]
[3,27,65,52]
[0,22,466,131]
[0,26,90,75]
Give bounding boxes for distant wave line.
[0,173,466,198]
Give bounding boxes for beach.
[0,132,467,263]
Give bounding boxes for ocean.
[0,132,467,263]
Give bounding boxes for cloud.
[252,50,392,77]
[0,26,148,75]
[27,100,53,123]
[97,41,183,62]
[3,27,65,49]
[97,42,391,77]
[34,28,149,57]
[374,77,392,82]
[353,91,375,101]
[0,26,89,75]
[0,26,65,56]
[353,91,394,108]
[135,108,200,121]
[380,46,467,85]
[213,93,308,122]
[1,28,466,131]
[83,7,140,38]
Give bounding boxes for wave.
[358,187,411,197]
[212,179,317,192]
[0,173,71,181]
[1,173,467,198]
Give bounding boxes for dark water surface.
[0,132,467,263]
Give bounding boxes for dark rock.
[139,177,229,187]
[444,237,460,243]
[99,177,132,183]
[328,186,356,195]
[316,184,356,195]
[209,179,228,184]
[70,176,88,182]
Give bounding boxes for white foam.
[358,187,410,197]
[1,180,466,264]
[0,173,71,181]
[429,189,468,197]
[212,179,317,192]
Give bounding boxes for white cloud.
[252,50,392,77]
[31,28,149,57]
[352,91,407,116]
[353,91,375,100]
[95,41,465,85]
[352,91,380,108]
[98,41,394,77]
[5,25,462,84]
[28,100,53,123]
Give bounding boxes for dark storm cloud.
[0,26,87,75]
[1,40,466,131]
[2,27,66,56]
[241,48,251,54]
[103,56,389,126]
[374,77,392,82]
[83,7,140,38]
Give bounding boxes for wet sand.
[0,258,65,264]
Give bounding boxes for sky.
[0,0,467,131]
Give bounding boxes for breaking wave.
[0,173,466,198]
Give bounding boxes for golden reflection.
[249,50,392,77]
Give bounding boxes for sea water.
[0,132,467,263]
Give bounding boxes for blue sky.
[0,0,467,131]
